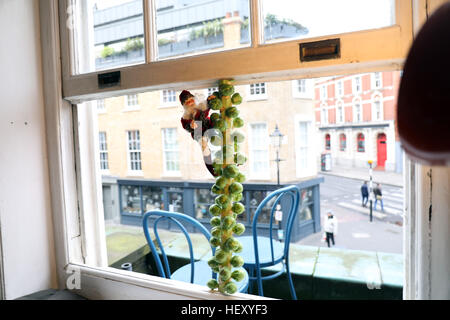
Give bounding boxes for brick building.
[314,71,403,173]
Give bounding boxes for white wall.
[0,0,57,299]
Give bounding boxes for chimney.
[222,11,242,49]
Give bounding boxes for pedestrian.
[323,211,338,248]
[361,181,369,207]
[373,183,384,212]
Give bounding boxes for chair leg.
[248,267,255,294]
[285,263,297,300]
[256,266,264,297]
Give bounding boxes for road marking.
[350,199,403,215]
[338,202,387,219]
[352,233,371,239]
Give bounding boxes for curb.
[319,171,403,188]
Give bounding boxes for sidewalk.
[319,165,403,187]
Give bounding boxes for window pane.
[262,0,394,43]
[121,185,142,214]
[71,0,145,74]
[156,0,251,60]
[142,186,164,212]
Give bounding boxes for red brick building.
[314,71,403,172]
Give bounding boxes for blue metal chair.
[142,210,249,292]
[238,185,300,299]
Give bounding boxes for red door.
[377,133,387,167]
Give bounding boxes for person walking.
[373,183,384,212]
[361,181,369,207]
[323,211,338,248]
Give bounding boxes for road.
[297,174,404,254]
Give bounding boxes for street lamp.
[368,159,374,222]
[270,124,285,185]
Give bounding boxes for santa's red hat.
[179,90,193,105]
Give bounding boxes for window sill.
[127,170,143,177]
[246,95,268,102]
[161,172,182,178]
[158,104,178,109]
[122,106,141,112]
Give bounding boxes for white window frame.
[335,79,344,98]
[320,104,328,125]
[127,130,143,176]
[96,99,105,113]
[353,76,362,95]
[248,122,270,180]
[124,94,140,111]
[292,79,313,99]
[372,72,383,89]
[41,0,450,301]
[161,128,181,177]
[372,93,384,121]
[247,82,268,101]
[98,131,109,172]
[353,97,362,123]
[336,100,344,124]
[320,85,327,101]
[294,114,315,178]
[159,89,178,108]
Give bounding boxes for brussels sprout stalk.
[206,80,246,295]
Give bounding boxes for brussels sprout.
[232,223,245,236]
[231,269,245,282]
[208,97,223,110]
[229,182,243,194]
[210,237,221,247]
[209,204,221,216]
[207,279,219,289]
[218,79,234,86]
[233,242,243,253]
[233,117,244,128]
[215,194,230,208]
[234,142,241,152]
[214,249,227,264]
[219,84,235,96]
[210,112,220,122]
[211,266,220,273]
[225,106,239,118]
[234,153,247,165]
[222,215,236,229]
[223,164,239,178]
[208,257,219,268]
[214,119,227,132]
[210,216,221,227]
[219,268,231,281]
[210,135,222,146]
[232,131,245,143]
[231,93,243,105]
[215,176,229,189]
[231,192,243,202]
[235,173,246,183]
[211,184,222,195]
[230,256,245,268]
[224,282,237,294]
[231,202,245,214]
[224,237,240,252]
[211,226,221,238]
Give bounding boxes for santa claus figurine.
[179,90,217,177]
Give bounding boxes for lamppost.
[270,125,285,186]
[368,159,374,222]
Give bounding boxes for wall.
[0,0,57,299]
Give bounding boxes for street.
[297,174,404,254]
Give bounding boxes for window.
[207,87,219,97]
[336,102,344,123]
[325,134,331,150]
[161,128,180,175]
[127,130,142,172]
[335,80,344,98]
[339,134,347,151]
[248,83,267,100]
[373,72,382,89]
[161,90,177,107]
[292,79,313,99]
[357,133,365,152]
[297,121,310,171]
[353,76,362,94]
[194,188,216,220]
[99,132,109,170]
[97,99,105,112]
[353,100,362,122]
[372,96,383,121]
[320,85,327,100]
[125,94,139,110]
[321,107,328,125]
[249,123,269,178]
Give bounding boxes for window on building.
[297,121,310,170]
[320,85,327,100]
[339,133,347,151]
[293,79,313,99]
[325,134,331,150]
[97,99,105,112]
[248,83,267,100]
[162,128,180,174]
[126,94,139,108]
[249,123,269,178]
[357,133,365,152]
[207,87,219,96]
[354,101,362,122]
[335,80,344,98]
[127,130,142,171]
[321,107,328,125]
[353,76,362,94]
[161,89,177,106]
[373,72,382,89]
[337,102,344,123]
[373,97,383,121]
[99,132,109,170]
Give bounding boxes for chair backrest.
[251,185,301,265]
[142,210,215,284]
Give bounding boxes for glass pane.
[167,190,183,213]
[298,187,313,221]
[156,0,251,60]
[71,0,145,74]
[262,0,394,43]
[194,188,215,220]
[121,185,142,214]
[142,186,164,212]
[249,190,275,225]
